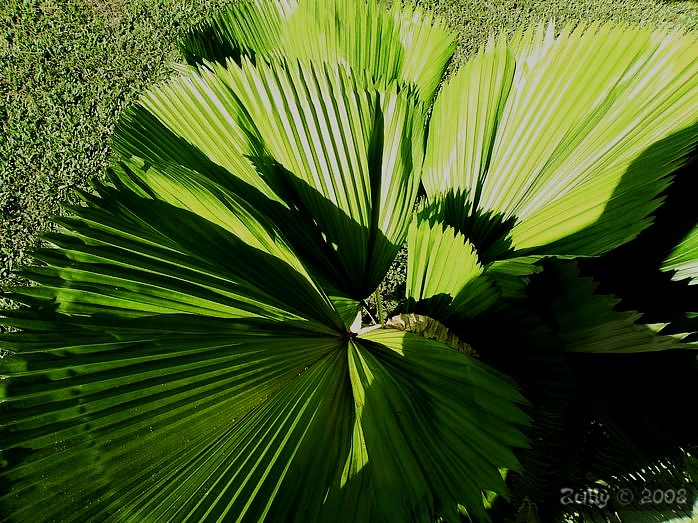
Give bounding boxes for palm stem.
[361,299,378,326]
[374,286,385,325]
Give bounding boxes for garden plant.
[1,0,697,521]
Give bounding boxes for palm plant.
[1,0,697,521]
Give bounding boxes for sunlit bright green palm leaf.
[406,216,501,321]
[423,23,698,257]
[217,58,426,297]
[115,56,425,299]
[182,0,457,103]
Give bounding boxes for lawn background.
[1,0,697,303]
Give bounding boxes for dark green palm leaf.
[663,225,698,286]
[1,18,528,519]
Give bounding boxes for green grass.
[415,0,698,65]
[1,0,696,300]
[0,0,236,299]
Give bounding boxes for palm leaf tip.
[527,260,698,353]
[662,224,698,286]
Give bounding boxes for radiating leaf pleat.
[406,217,498,320]
[182,0,457,103]
[9,186,343,331]
[1,327,345,522]
[132,65,277,201]
[354,329,529,522]
[107,349,351,523]
[424,23,698,257]
[181,0,287,65]
[218,58,425,297]
[422,34,515,200]
[111,159,314,279]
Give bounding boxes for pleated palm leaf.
[2,0,697,521]
[410,16,698,522]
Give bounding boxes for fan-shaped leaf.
[424,23,698,257]
[406,217,499,320]
[528,261,696,353]
[1,227,529,522]
[182,0,457,103]
[117,57,426,299]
